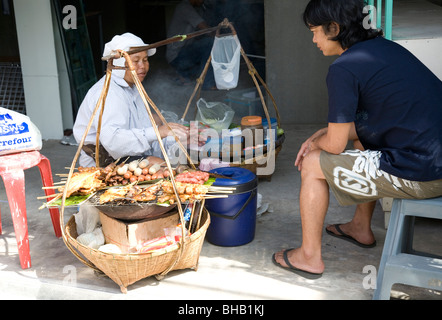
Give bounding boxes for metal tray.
[87,189,177,222]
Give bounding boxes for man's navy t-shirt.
[326,36,442,181]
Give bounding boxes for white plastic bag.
[98,243,122,254]
[0,107,42,155]
[211,35,241,90]
[74,204,100,235]
[77,227,105,249]
[74,204,104,249]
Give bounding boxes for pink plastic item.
[0,151,61,269]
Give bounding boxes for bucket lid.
[210,167,257,192]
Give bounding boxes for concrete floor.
[0,123,441,300]
[392,0,442,40]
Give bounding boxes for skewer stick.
[201,195,229,199]
[208,188,236,193]
[41,186,60,190]
[207,190,233,194]
[39,193,62,209]
[37,193,62,200]
[208,186,236,190]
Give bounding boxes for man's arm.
[295,122,355,170]
[312,122,354,154]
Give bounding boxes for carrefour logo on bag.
[0,113,30,136]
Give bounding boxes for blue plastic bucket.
[205,167,258,246]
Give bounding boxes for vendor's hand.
[159,123,189,141]
[189,130,207,147]
[188,122,208,147]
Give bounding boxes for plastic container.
[241,116,263,148]
[262,117,278,145]
[205,167,258,246]
[225,86,267,122]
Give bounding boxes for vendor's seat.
[373,197,442,299]
[0,151,61,269]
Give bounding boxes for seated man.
[166,0,216,89]
[73,32,189,168]
[273,0,442,279]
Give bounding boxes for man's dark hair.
[303,0,383,49]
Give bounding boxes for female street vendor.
[73,32,189,168]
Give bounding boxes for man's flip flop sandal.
[326,224,376,248]
[272,249,323,280]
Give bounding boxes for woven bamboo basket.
[59,40,217,293]
[64,208,210,293]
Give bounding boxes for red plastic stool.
[0,151,61,269]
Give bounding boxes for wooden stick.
[207,191,235,194]
[202,195,229,199]
[41,186,60,190]
[208,186,236,190]
[101,22,229,61]
[188,202,196,234]
[195,199,205,232]
[181,55,212,121]
[95,70,112,167]
[39,193,63,210]
[37,193,62,200]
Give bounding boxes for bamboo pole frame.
[181,19,282,166]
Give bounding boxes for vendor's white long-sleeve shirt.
[73,75,169,167]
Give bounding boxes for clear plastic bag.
[196,98,235,132]
[161,110,179,123]
[211,35,241,90]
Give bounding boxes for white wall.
[13,0,64,139]
[395,39,442,81]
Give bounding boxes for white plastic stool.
[373,197,442,300]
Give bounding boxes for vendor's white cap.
[103,33,156,58]
[103,33,156,77]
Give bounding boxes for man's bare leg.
[274,150,326,274]
[325,138,376,246]
[326,201,376,246]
